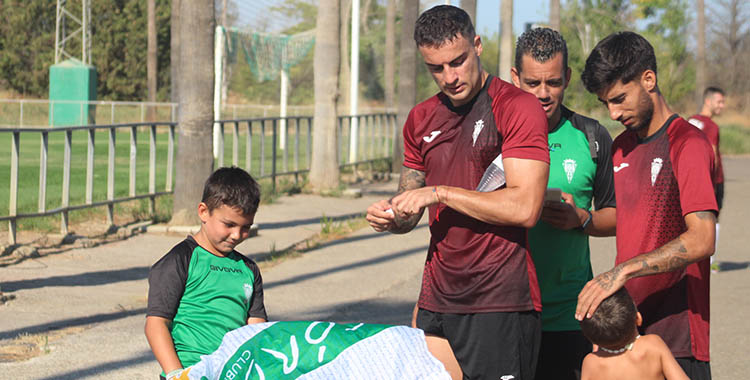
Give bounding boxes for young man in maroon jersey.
[689,87,725,273]
[575,31,717,380]
[365,5,550,380]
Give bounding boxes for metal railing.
[0,99,177,127]
[1,122,176,245]
[214,112,397,192]
[2,113,396,244]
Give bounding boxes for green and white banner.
[178,321,450,380]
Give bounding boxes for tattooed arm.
[575,210,716,320]
[366,166,427,234]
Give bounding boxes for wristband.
[579,209,593,231]
[166,369,184,380]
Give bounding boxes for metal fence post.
[260,121,266,177]
[39,132,48,213]
[107,127,116,226]
[246,121,253,173]
[86,128,95,204]
[61,129,72,236]
[217,121,225,168]
[232,121,239,167]
[8,132,19,245]
[294,117,300,184]
[166,124,175,192]
[129,126,137,197]
[272,119,278,193]
[149,124,157,216]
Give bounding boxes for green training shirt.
[528,110,615,331]
[147,236,267,368]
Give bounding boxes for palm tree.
[461,0,477,25]
[309,0,341,192]
[147,0,157,121]
[393,0,419,172]
[384,0,396,109]
[170,0,215,225]
[549,0,560,31]
[498,0,513,81]
[695,0,706,106]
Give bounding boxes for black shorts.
[534,330,592,380]
[676,357,711,380]
[416,308,541,380]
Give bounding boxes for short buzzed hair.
[202,166,260,215]
[515,27,568,72]
[704,86,724,100]
[579,287,638,349]
[414,5,475,48]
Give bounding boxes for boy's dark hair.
[580,287,638,348]
[201,166,260,215]
[581,31,657,95]
[515,27,568,72]
[703,86,724,99]
[414,5,475,48]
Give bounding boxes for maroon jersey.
[612,115,717,361]
[403,75,549,314]
[688,114,724,184]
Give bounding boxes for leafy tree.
[0,0,171,101]
[0,0,56,96]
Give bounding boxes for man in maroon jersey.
[365,5,549,380]
[689,87,725,273]
[575,32,717,380]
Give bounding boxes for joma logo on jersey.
[549,143,562,152]
[210,265,243,274]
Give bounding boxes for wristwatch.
[578,209,593,231]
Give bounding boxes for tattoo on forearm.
[390,167,426,234]
[595,265,623,290]
[397,167,426,194]
[635,238,690,276]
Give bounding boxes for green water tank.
[49,59,97,126]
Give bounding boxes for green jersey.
[529,109,615,331]
[147,236,267,368]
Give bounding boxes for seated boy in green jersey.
[145,166,267,380]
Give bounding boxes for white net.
[223,27,316,82]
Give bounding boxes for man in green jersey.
[510,28,616,380]
[145,167,267,380]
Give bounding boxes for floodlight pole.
[348,0,360,163]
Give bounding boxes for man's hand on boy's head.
[575,264,627,321]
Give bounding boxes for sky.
[243,0,548,36]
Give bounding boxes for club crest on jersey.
[651,158,663,186]
[563,159,577,184]
[472,119,485,146]
[243,283,253,305]
[688,118,705,130]
[423,130,441,143]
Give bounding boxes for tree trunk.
[392,0,419,173]
[498,0,513,82]
[549,0,560,31]
[170,0,215,225]
[170,0,180,104]
[384,0,396,110]
[147,0,157,121]
[337,0,351,115]
[460,0,477,26]
[695,0,706,107]
[309,0,341,193]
